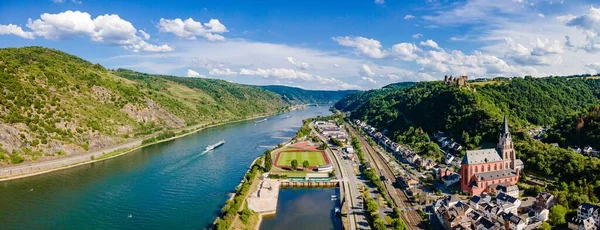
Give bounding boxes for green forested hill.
[546,106,600,149]
[336,77,600,214]
[259,85,357,104]
[113,69,288,120]
[0,47,288,164]
[336,77,600,148]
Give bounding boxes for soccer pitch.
[275,151,327,167]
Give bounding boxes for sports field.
[275,151,327,167]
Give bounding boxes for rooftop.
[462,148,503,164]
[497,192,519,204]
[474,169,517,182]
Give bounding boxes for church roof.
[474,169,517,182]
[461,148,502,164]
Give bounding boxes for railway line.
[347,124,424,230]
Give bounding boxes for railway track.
[347,124,424,230]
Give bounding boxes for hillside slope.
[546,106,600,149]
[336,77,600,148]
[259,85,357,104]
[0,47,288,165]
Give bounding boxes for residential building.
[433,194,541,230]
[442,173,461,186]
[503,212,526,230]
[495,184,519,198]
[535,192,556,210]
[445,154,456,164]
[569,203,600,230]
[496,193,521,214]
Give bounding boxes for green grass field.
[276,151,326,167]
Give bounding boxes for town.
[347,114,595,230]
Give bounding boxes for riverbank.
[0,110,286,182]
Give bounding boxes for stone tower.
[497,115,515,170]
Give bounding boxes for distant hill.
[382,82,416,89]
[259,85,357,104]
[335,77,600,148]
[0,47,289,164]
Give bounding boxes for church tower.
[498,115,516,169]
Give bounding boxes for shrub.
[10,153,24,164]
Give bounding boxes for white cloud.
[51,0,64,3]
[585,63,600,74]
[420,39,441,50]
[286,57,311,70]
[105,39,422,90]
[358,64,375,78]
[138,30,150,40]
[0,24,35,39]
[23,10,172,52]
[404,15,415,20]
[239,67,361,89]
[374,0,385,5]
[332,36,386,58]
[157,18,227,41]
[209,68,237,76]
[361,77,377,84]
[412,33,423,39]
[532,38,563,55]
[423,0,533,26]
[538,13,545,18]
[187,69,204,78]
[563,7,600,53]
[391,42,421,60]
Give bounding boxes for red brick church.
[460,115,524,195]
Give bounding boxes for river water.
[260,188,342,230]
[0,106,331,229]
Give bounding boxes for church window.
[487,165,490,171]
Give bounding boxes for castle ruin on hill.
[444,75,469,88]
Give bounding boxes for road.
[310,123,369,230]
[347,124,425,230]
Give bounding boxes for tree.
[318,142,327,150]
[373,218,386,230]
[539,222,551,230]
[392,218,408,230]
[302,160,310,169]
[330,137,343,146]
[549,204,567,226]
[291,159,298,170]
[264,150,272,172]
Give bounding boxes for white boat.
[206,140,225,151]
[254,118,267,124]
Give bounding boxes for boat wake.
[159,152,204,175]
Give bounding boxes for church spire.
[502,114,509,134]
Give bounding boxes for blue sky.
[2,0,600,90]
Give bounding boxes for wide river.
[0,106,331,229]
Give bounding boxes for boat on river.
[254,118,267,124]
[206,140,225,151]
